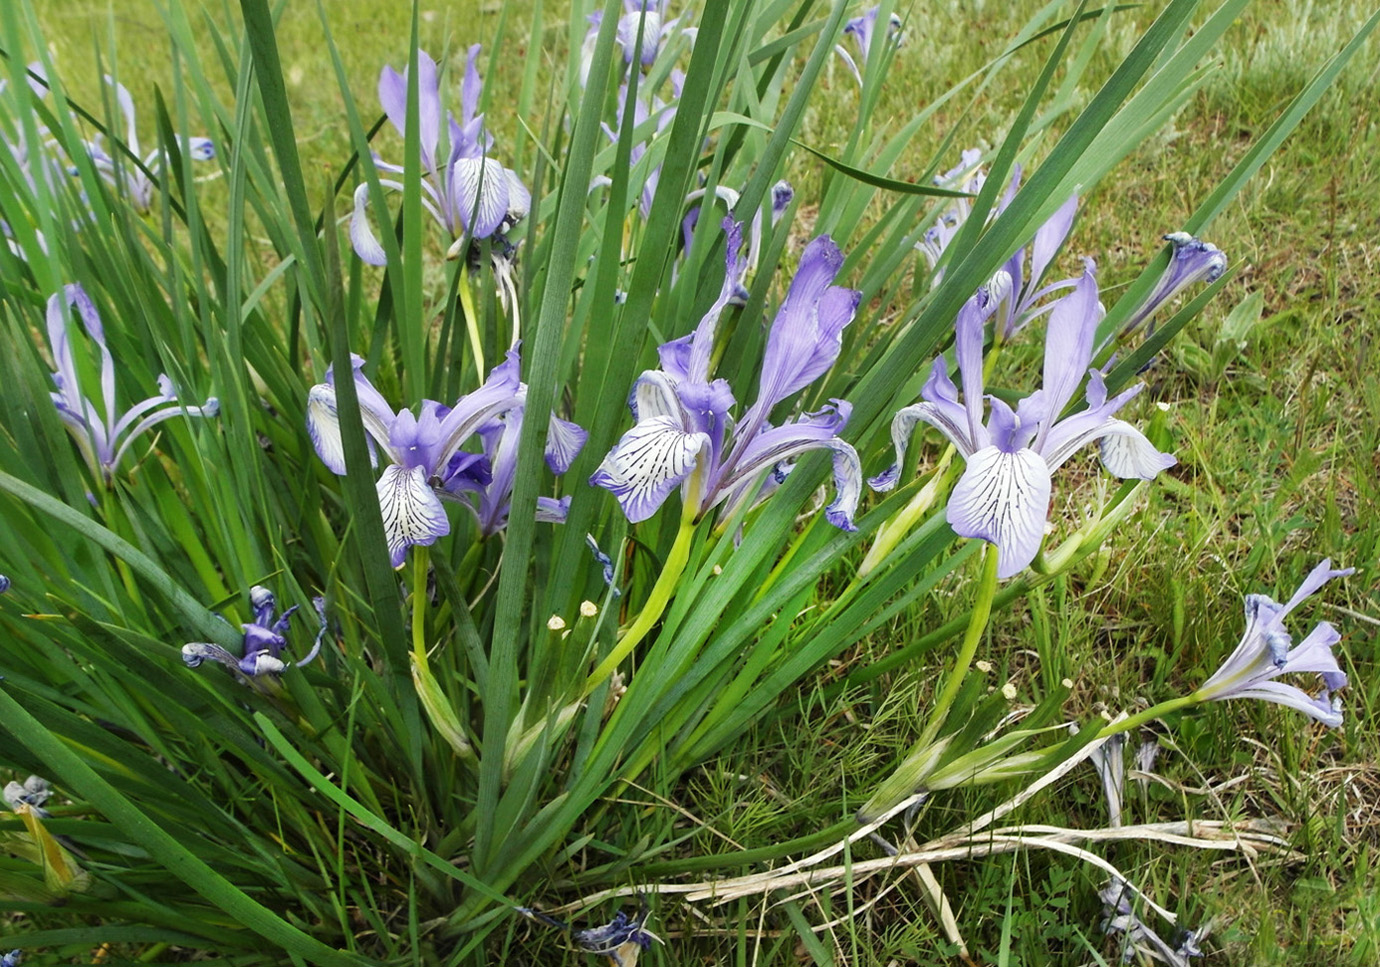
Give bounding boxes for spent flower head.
[1119,231,1228,337]
[835,5,905,85]
[183,587,327,679]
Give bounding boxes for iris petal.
[590,416,708,523]
[946,446,1052,579]
[377,465,450,568]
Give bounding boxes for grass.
[5,0,1378,964]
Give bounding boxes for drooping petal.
[306,383,376,475]
[1220,680,1344,727]
[1037,374,1164,473]
[452,156,510,239]
[590,416,709,523]
[376,464,450,567]
[546,415,587,473]
[107,396,220,471]
[350,183,390,266]
[1097,420,1177,479]
[946,445,1053,579]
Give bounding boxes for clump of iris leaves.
[0,0,1372,965]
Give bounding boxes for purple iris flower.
[85,76,214,215]
[351,47,530,266]
[1,950,20,967]
[520,903,661,967]
[592,218,863,530]
[306,350,582,563]
[0,575,9,594]
[182,587,327,678]
[835,5,904,84]
[46,284,219,479]
[439,401,586,537]
[581,0,682,78]
[1192,560,1353,726]
[593,77,681,220]
[916,149,998,278]
[1119,232,1228,336]
[871,263,1176,578]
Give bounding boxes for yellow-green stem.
[583,475,702,695]
[457,262,485,382]
[1098,693,1199,738]
[919,542,1000,746]
[411,547,429,665]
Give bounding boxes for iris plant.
[182,586,326,678]
[351,47,530,266]
[871,263,1176,578]
[835,5,904,84]
[46,284,219,480]
[87,77,214,214]
[1190,559,1353,726]
[307,350,583,564]
[3,776,51,818]
[591,218,862,530]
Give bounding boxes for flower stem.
[858,446,956,577]
[1098,693,1199,738]
[583,475,702,696]
[457,262,485,382]
[919,542,1000,746]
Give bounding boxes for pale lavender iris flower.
[46,284,219,479]
[182,586,326,678]
[917,149,1080,337]
[351,47,530,266]
[85,76,214,215]
[592,218,863,530]
[1191,560,1353,726]
[835,5,904,85]
[1119,232,1228,337]
[871,263,1176,578]
[307,350,582,563]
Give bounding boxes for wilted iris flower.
[1120,232,1228,336]
[85,76,214,215]
[307,350,581,564]
[519,904,661,967]
[871,264,1176,578]
[1191,559,1353,726]
[46,284,219,480]
[351,47,529,266]
[835,5,904,84]
[3,776,52,818]
[592,218,863,529]
[183,586,326,678]
[1100,877,1207,966]
[0,575,9,594]
[1,949,20,967]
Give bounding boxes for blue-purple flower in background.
[871,263,1176,578]
[1191,560,1353,726]
[307,350,583,562]
[351,47,530,266]
[182,586,327,678]
[592,218,863,530]
[46,284,219,480]
[835,5,904,85]
[86,76,214,215]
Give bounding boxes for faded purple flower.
[835,5,904,84]
[86,76,214,214]
[46,284,219,479]
[1192,560,1353,726]
[351,47,529,265]
[871,264,1176,578]
[0,575,9,594]
[3,775,51,818]
[592,218,863,529]
[182,587,326,678]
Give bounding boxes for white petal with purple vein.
[376,465,450,568]
[947,446,1052,579]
